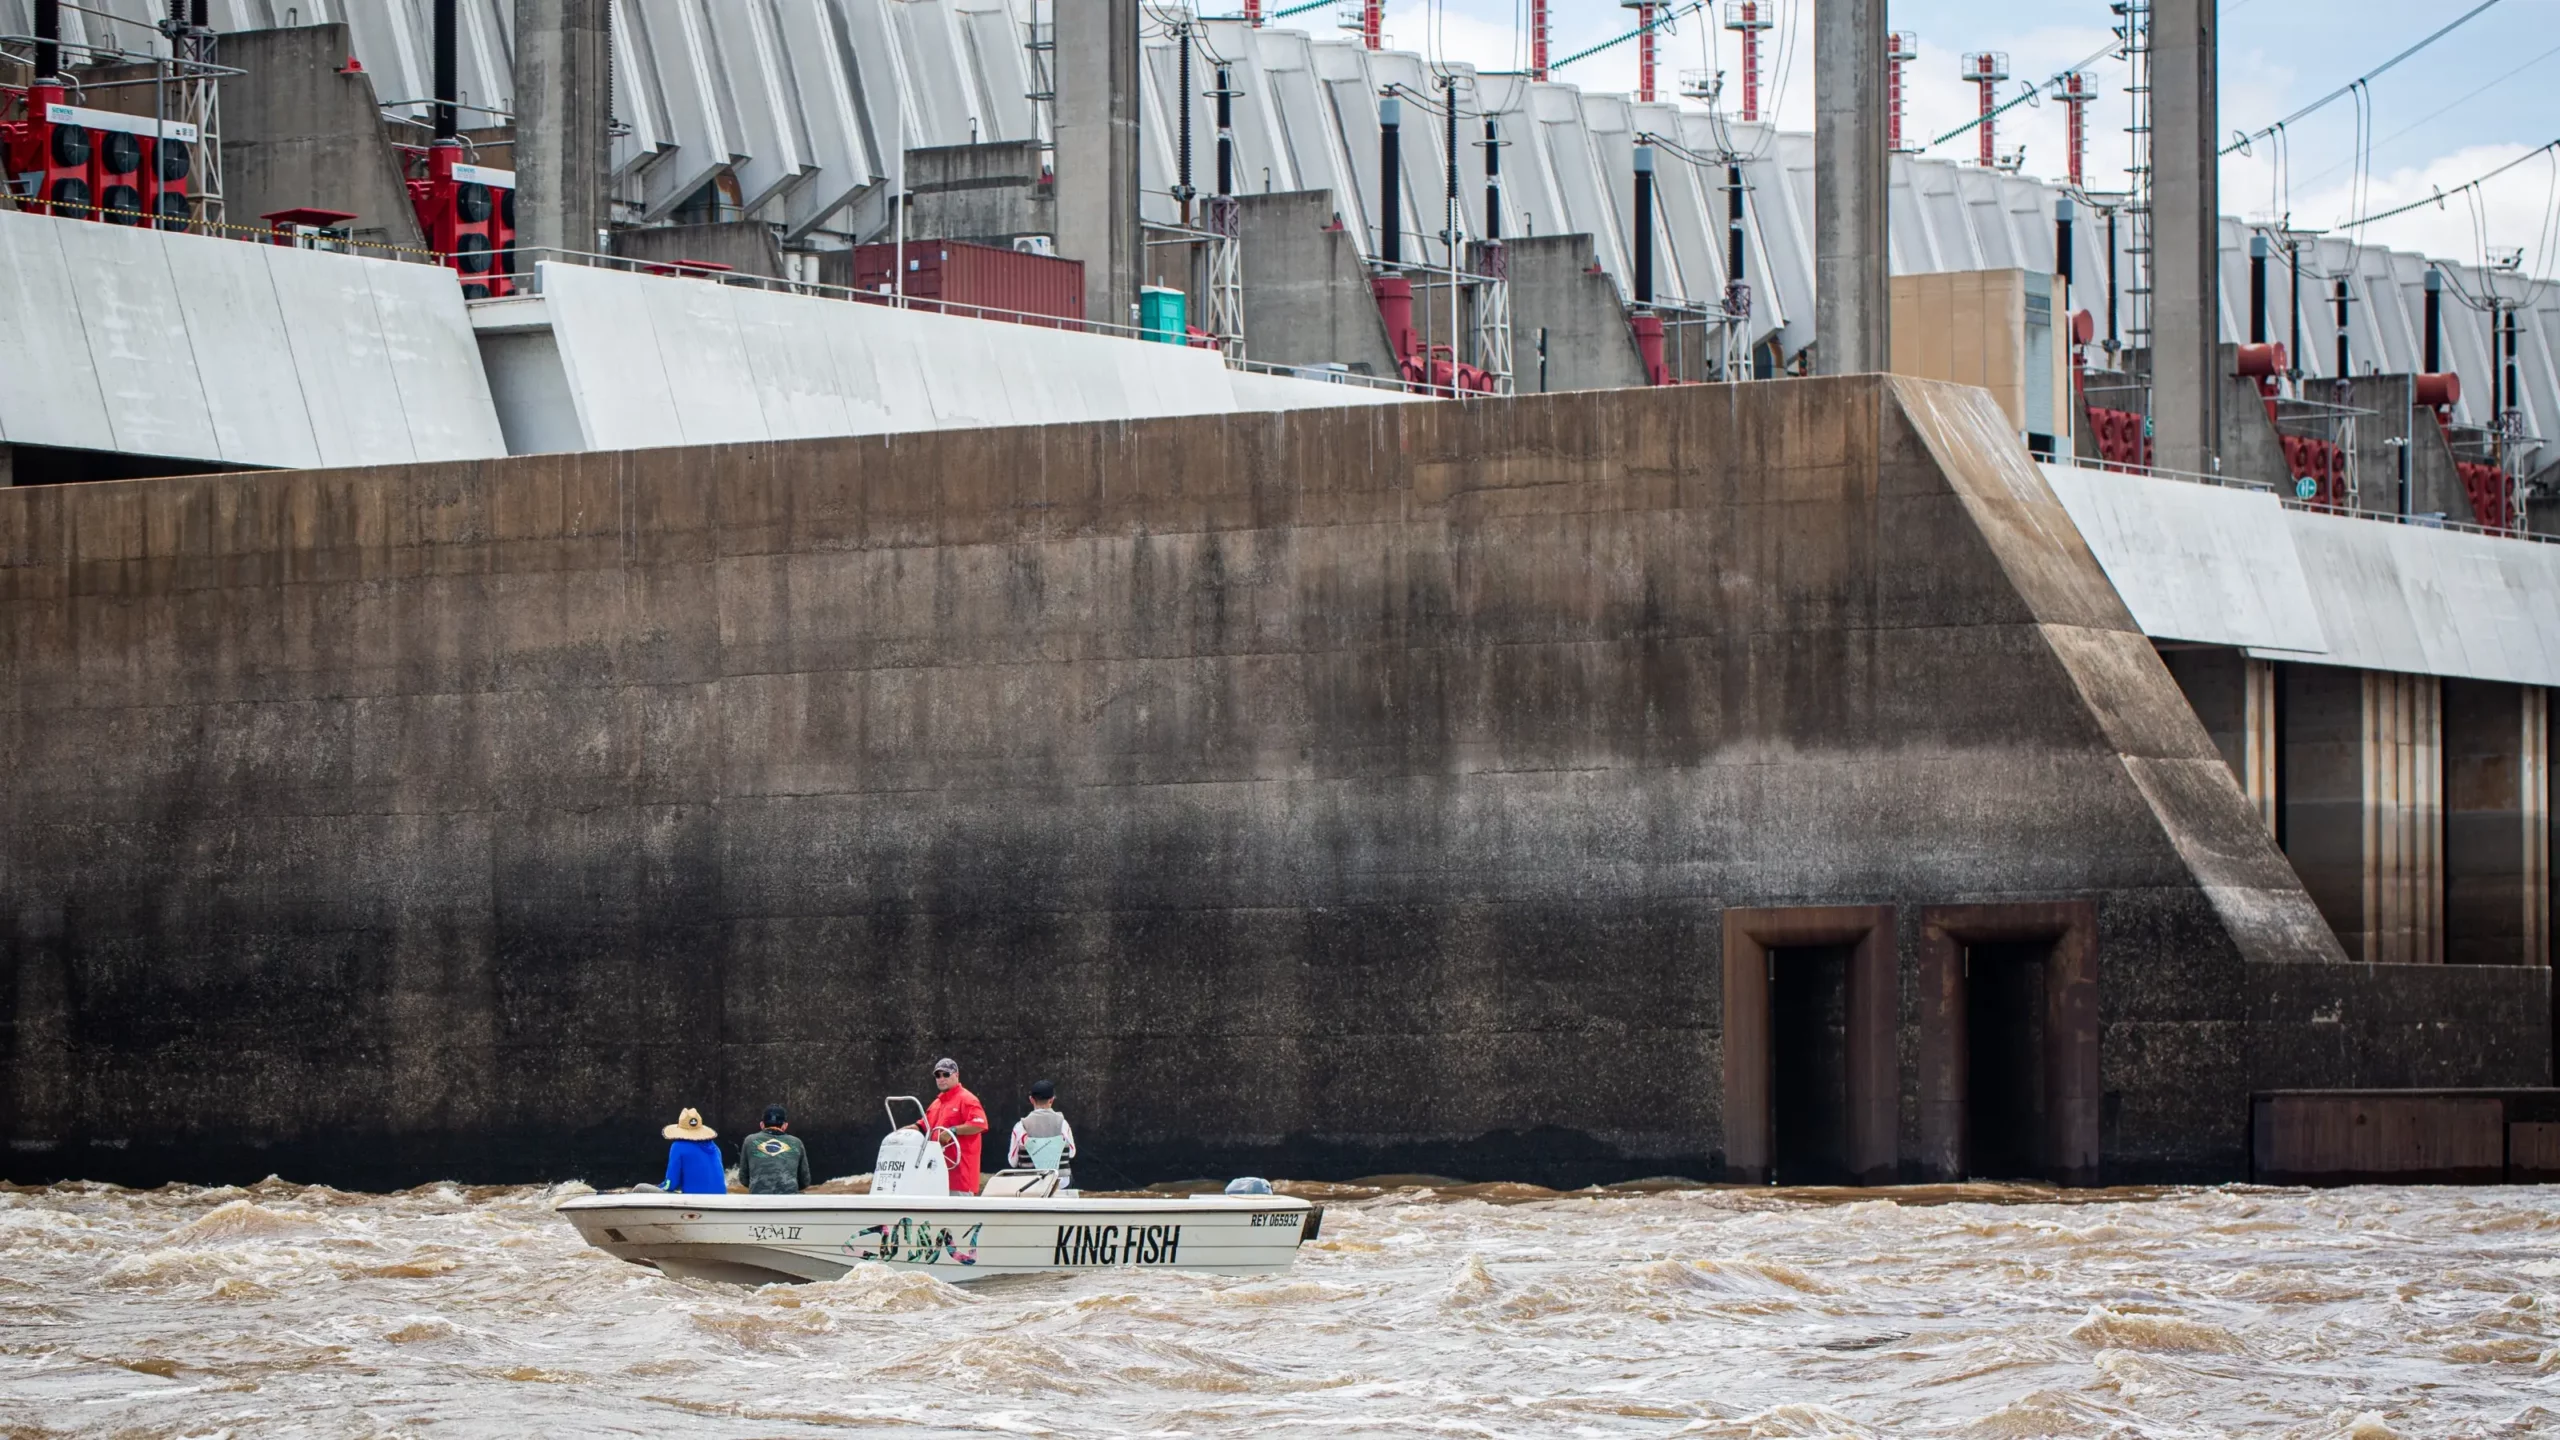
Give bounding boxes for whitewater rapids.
[2,1177,2556,1436]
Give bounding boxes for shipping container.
[843,240,1085,327]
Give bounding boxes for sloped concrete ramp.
[0,209,506,469]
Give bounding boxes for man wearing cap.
[739,1104,812,1195]
[918,1058,989,1195]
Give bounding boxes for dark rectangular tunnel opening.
[1965,942,2051,1181]
[1770,943,1854,1186]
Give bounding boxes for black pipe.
[432,0,458,140]
[1443,84,1458,253]
[1483,118,1500,241]
[2424,268,2442,374]
[2249,235,2267,346]
[2287,239,2302,380]
[2055,196,2074,300]
[2505,308,2521,421]
[1725,162,1744,287]
[1174,28,1194,217]
[2105,207,2119,353]
[1632,145,1654,305]
[33,0,58,79]
[1215,66,1233,197]
[2334,276,2350,380]
[1378,96,1400,264]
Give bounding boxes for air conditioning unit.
[1012,235,1057,257]
[409,153,519,298]
[16,104,198,228]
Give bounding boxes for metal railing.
[492,245,1424,398]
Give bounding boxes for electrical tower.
[1961,51,2009,168]
[1623,0,1658,103]
[2059,70,2098,189]
[1530,0,1548,80]
[2119,0,2154,371]
[1887,32,1918,153]
[1722,1,1770,122]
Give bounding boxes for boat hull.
[556,1191,1318,1283]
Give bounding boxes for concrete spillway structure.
[5,377,2540,1189]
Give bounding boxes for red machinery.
[407,148,518,298]
[1370,273,1494,394]
[2089,408,2153,472]
[4,101,198,228]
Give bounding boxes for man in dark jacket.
[739,1105,812,1194]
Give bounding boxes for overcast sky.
[1364,0,2560,273]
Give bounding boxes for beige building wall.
[1890,268,2069,444]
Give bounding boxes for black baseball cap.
[763,1104,788,1126]
[1029,1080,1056,1101]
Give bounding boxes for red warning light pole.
[2058,70,2097,188]
[1529,0,1548,79]
[1361,0,1380,48]
[1723,1,1771,122]
[1961,51,2009,168]
[1624,0,1658,102]
[1887,31,1918,152]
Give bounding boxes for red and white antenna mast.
[1623,0,1658,102]
[1887,32,1918,152]
[1362,0,1380,49]
[1961,51,2009,168]
[1722,1,1771,122]
[2058,70,2098,187]
[1530,0,1548,80]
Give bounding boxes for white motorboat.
[559,1098,1322,1284]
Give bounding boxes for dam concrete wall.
[2,376,2541,1190]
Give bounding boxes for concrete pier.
[1813,0,1887,376]
[1053,0,1142,327]
[2150,0,2221,475]
[511,0,612,260]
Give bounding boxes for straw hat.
[662,1107,717,1141]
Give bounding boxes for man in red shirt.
[919,1057,989,1195]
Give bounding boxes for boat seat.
[982,1169,1061,1198]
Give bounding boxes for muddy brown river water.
[2,1177,2557,1437]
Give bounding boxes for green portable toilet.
[1139,285,1187,344]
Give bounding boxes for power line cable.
[1929,37,2120,152]
[2285,37,2560,195]
[2222,0,2507,156]
[2337,137,2560,229]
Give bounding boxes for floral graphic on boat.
[847,1216,982,1266]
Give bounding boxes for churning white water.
[3,1177,2557,1436]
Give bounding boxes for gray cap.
[933,1057,958,1074]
